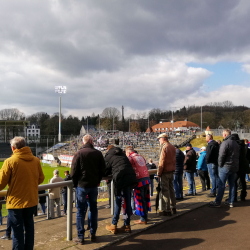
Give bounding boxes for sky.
[1,0,250,119]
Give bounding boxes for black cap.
[186,143,192,147]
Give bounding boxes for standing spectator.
[206,134,220,197]
[105,146,137,234]
[1,215,12,240]
[71,134,105,245]
[62,170,72,215]
[197,147,210,191]
[48,170,64,218]
[38,190,46,215]
[244,139,250,182]
[0,136,45,249]
[184,143,197,196]
[157,134,176,216]
[146,159,157,197]
[125,146,150,224]
[231,134,248,201]
[173,145,185,200]
[209,129,239,208]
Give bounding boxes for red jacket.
[128,152,149,180]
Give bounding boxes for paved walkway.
[0,182,242,250]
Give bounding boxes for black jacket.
[174,149,185,174]
[218,135,239,172]
[104,147,137,195]
[184,148,197,173]
[206,140,219,165]
[39,190,46,204]
[146,163,157,179]
[231,134,249,174]
[63,174,72,193]
[71,143,106,188]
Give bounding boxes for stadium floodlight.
[55,86,67,142]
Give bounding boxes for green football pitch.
[0,161,71,217]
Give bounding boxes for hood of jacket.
[107,147,123,156]
[12,147,34,161]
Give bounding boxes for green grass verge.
[0,161,71,217]
[179,135,224,151]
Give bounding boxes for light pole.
[55,86,66,142]
[201,106,202,132]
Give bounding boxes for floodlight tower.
[55,86,67,142]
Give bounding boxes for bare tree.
[0,108,25,120]
[101,107,121,120]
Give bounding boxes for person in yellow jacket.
[0,136,45,250]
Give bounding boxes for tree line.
[0,100,249,135]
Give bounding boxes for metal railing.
[0,170,160,241]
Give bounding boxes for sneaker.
[208,201,221,208]
[105,205,111,209]
[134,219,147,224]
[185,193,193,196]
[73,237,84,245]
[224,201,233,208]
[117,225,131,233]
[1,235,11,240]
[106,224,117,234]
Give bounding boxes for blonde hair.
[125,146,134,153]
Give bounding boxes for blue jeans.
[6,215,11,237]
[8,206,36,250]
[207,164,219,194]
[40,203,46,214]
[186,172,196,194]
[76,187,98,238]
[63,192,67,214]
[83,200,91,228]
[150,179,154,196]
[112,186,131,226]
[215,167,236,204]
[246,174,250,182]
[173,173,183,198]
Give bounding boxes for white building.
[27,124,40,138]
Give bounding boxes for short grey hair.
[53,169,59,175]
[83,134,93,144]
[223,129,231,136]
[10,137,26,149]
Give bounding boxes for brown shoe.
[171,208,177,214]
[134,220,147,225]
[106,224,117,234]
[73,237,84,245]
[159,211,172,216]
[117,225,131,233]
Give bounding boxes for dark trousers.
[235,172,247,201]
[63,192,67,214]
[8,206,36,250]
[198,170,210,191]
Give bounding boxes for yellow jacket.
[0,147,45,209]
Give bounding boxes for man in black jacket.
[184,143,197,196]
[105,145,137,234]
[231,134,248,201]
[173,145,185,200]
[209,129,239,208]
[206,134,220,197]
[71,134,105,245]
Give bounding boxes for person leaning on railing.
[0,136,45,250]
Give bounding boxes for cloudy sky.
[1,0,250,118]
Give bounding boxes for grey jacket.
[218,135,239,172]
